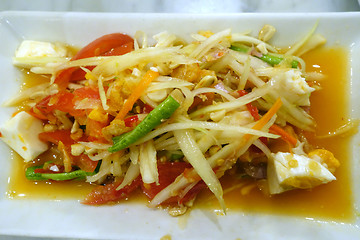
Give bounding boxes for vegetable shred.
[1,25,353,216]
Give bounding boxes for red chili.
[124,115,139,128]
[34,164,64,174]
[238,90,267,145]
[237,90,260,121]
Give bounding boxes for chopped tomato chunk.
[179,181,207,205]
[86,118,109,143]
[73,86,101,102]
[72,33,133,60]
[39,129,75,146]
[82,176,142,205]
[124,115,139,128]
[55,33,134,88]
[141,162,209,205]
[141,162,191,200]
[35,91,83,117]
[74,154,99,172]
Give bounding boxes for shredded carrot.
[269,124,297,146]
[252,98,282,131]
[244,98,283,141]
[115,70,159,120]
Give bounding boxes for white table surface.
[0,0,359,239]
[0,0,359,13]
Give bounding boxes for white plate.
[0,11,360,240]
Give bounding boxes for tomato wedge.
[82,161,208,206]
[33,86,101,119]
[55,33,134,89]
[34,91,83,117]
[73,86,101,102]
[124,115,139,128]
[86,118,109,143]
[70,66,95,81]
[101,41,134,57]
[141,162,209,205]
[72,33,133,60]
[82,176,142,205]
[178,181,207,205]
[73,154,99,172]
[141,162,191,200]
[39,129,75,146]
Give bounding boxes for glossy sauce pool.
[6,47,354,221]
[197,46,354,222]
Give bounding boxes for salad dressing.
[6,46,354,221]
[196,46,353,222]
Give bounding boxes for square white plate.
[0,11,360,240]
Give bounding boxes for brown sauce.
[6,47,354,221]
[196,46,354,222]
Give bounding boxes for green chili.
[25,161,100,181]
[41,170,94,181]
[230,44,298,68]
[109,95,180,152]
[25,165,48,181]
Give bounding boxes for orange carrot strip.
[115,70,159,120]
[244,98,283,141]
[269,124,297,146]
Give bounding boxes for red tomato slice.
[101,41,134,56]
[82,176,142,205]
[35,91,84,117]
[141,162,208,205]
[70,66,95,81]
[141,162,191,200]
[73,86,100,102]
[55,33,134,88]
[39,129,75,146]
[72,33,133,60]
[124,115,139,128]
[178,181,207,205]
[73,154,98,172]
[27,107,48,120]
[83,161,208,206]
[55,68,75,90]
[142,104,154,114]
[86,118,109,143]
[33,87,101,119]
